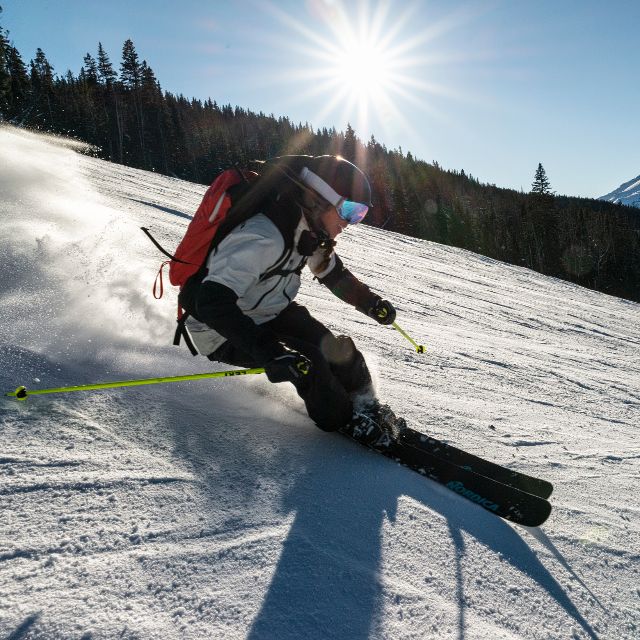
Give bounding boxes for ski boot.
[374,403,408,440]
[343,411,395,450]
[356,399,408,440]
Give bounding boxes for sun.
[331,41,392,100]
[259,0,477,147]
[262,0,440,144]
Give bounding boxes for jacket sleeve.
[317,254,379,314]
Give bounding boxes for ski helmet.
[303,156,372,206]
[300,155,372,225]
[260,155,372,225]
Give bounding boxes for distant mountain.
[599,174,640,208]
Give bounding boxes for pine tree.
[531,163,553,195]
[30,47,54,86]
[97,42,116,87]
[0,8,10,117]
[94,43,122,162]
[29,48,55,125]
[82,52,98,85]
[5,44,30,121]
[528,162,558,275]
[140,61,169,172]
[120,39,141,88]
[119,40,147,164]
[342,122,356,162]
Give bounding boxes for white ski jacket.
[185,212,337,356]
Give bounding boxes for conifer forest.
[1,26,638,302]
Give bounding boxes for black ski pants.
[208,302,372,431]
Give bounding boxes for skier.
[180,155,401,444]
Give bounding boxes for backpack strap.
[141,227,192,264]
[256,193,303,281]
[174,306,199,356]
[259,249,306,282]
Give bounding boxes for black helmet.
[261,155,372,208]
[303,155,372,208]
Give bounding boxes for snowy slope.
[599,174,640,208]
[1,125,639,640]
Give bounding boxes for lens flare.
[258,0,486,150]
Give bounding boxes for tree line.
[1,20,638,302]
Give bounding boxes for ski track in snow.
[1,125,639,639]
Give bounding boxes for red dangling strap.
[153,260,171,299]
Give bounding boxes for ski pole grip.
[297,361,311,376]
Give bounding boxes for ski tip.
[517,501,552,528]
[539,482,554,500]
[519,479,554,500]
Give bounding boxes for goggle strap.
[299,167,343,208]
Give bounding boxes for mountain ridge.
[599,174,640,208]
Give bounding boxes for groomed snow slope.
[1,125,639,640]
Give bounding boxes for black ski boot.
[341,401,407,450]
[374,403,408,440]
[342,411,395,449]
[358,400,407,439]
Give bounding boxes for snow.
[1,124,639,639]
[599,174,640,208]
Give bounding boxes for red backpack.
[142,167,259,354]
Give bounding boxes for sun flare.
[331,41,392,99]
[264,0,465,145]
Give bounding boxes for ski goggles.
[300,166,369,225]
[336,199,369,225]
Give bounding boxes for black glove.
[263,342,312,384]
[368,298,396,325]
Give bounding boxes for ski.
[399,427,553,499]
[340,431,552,527]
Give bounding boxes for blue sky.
[2,0,639,198]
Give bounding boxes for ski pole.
[392,321,425,354]
[5,367,269,401]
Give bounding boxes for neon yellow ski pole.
[5,367,268,401]
[392,321,425,354]
[373,307,425,354]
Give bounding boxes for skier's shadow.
[247,432,396,640]
[246,428,598,640]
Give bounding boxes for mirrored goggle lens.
[338,200,369,224]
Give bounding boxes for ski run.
[1,126,639,639]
